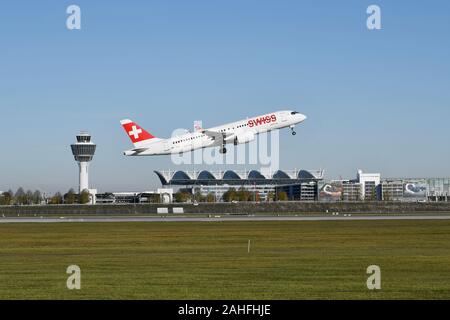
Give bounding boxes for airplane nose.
[299,114,307,122]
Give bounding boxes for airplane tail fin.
[120,119,157,147]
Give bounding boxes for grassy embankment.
[0,220,449,299]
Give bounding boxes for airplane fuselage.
[122,110,306,156]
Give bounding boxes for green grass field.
[0,220,449,299]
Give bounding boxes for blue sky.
[0,1,449,193]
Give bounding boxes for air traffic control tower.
[71,132,96,194]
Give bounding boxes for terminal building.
[319,170,382,202]
[319,170,450,202]
[154,168,450,203]
[154,168,325,201]
[92,168,450,204]
[381,178,450,202]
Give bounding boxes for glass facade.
[76,135,91,143]
[381,180,404,201]
[342,182,361,201]
[426,178,450,196]
[71,144,96,162]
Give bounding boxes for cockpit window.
[291,111,299,115]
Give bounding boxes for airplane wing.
[202,129,234,142]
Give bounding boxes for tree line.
[173,187,288,203]
[0,188,91,205]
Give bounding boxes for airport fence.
[1,201,450,215]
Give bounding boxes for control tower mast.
[70,132,96,193]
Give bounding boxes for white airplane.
[120,110,306,156]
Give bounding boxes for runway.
[2,214,450,223]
